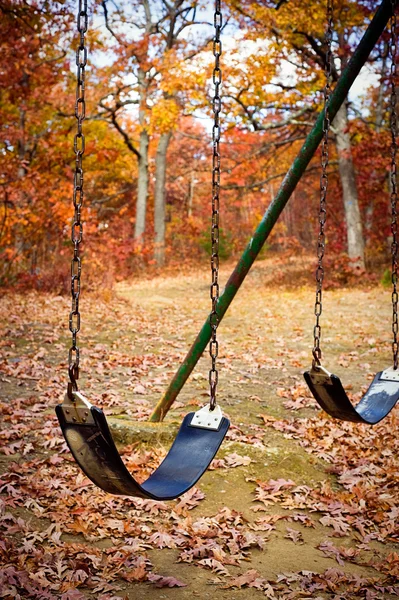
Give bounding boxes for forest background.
[0,0,395,289]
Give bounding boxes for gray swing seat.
[304,365,399,424]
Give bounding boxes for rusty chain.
[68,0,87,396]
[312,0,333,369]
[209,0,222,410]
[390,0,398,369]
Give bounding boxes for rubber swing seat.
[56,392,229,500]
[304,366,399,424]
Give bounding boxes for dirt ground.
[1,256,399,599]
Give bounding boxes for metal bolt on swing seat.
[190,404,223,430]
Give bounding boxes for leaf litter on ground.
[0,279,399,599]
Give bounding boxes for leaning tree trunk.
[334,102,365,269]
[154,131,172,266]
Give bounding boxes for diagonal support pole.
[150,0,395,422]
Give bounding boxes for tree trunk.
[366,50,388,243]
[18,105,27,179]
[154,131,172,266]
[187,171,195,218]
[334,102,365,269]
[134,71,149,242]
[375,42,388,133]
[134,128,149,241]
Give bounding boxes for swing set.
[57,0,399,501]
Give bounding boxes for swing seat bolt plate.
[58,390,95,426]
[380,367,399,381]
[308,364,332,384]
[190,404,224,431]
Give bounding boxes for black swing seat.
[304,365,399,424]
[56,392,229,500]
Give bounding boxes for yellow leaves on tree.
[149,98,180,134]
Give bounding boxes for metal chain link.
[312,0,333,369]
[390,0,398,369]
[68,0,88,395]
[209,0,222,410]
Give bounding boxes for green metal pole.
[150,0,393,422]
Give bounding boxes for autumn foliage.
[0,0,396,288]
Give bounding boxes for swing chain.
[390,0,398,370]
[312,0,333,369]
[68,0,88,395]
[209,0,222,411]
